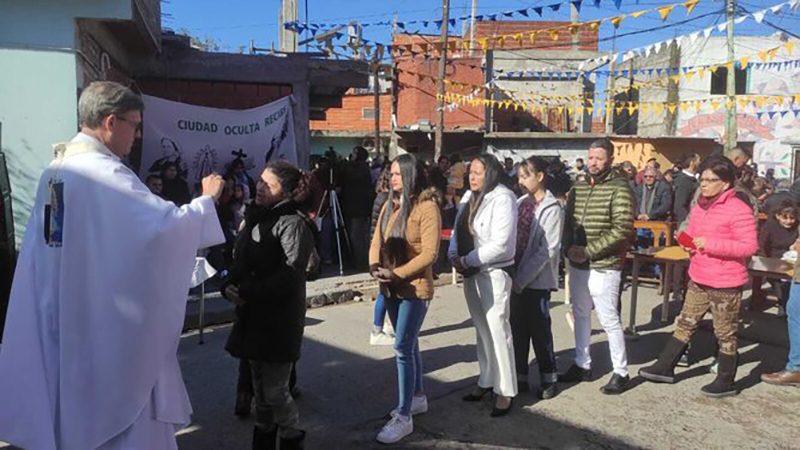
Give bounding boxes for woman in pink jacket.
[640,155,758,398]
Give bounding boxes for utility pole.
[571,0,582,132]
[724,0,737,152]
[469,0,477,57]
[605,30,617,135]
[435,0,450,162]
[373,56,381,159]
[390,13,399,159]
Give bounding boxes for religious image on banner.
[139,95,297,197]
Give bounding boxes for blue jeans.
[373,292,387,329]
[787,283,800,371]
[386,296,428,416]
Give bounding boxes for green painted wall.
[0,49,78,245]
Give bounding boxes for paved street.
[176,282,799,450]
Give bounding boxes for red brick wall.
[396,57,486,130]
[310,93,391,132]
[137,79,292,109]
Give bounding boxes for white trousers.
[464,269,518,397]
[569,267,629,377]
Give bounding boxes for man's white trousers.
[569,267,629,377]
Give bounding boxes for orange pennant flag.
[529,32,537,44]
[683,0,700,15]
[610,16,625,29]
[786,41,796,54]
[630,10,647,18]
[654,103,664,113]
[550,29,559,41]
[497,36,506,48]
[658,5,676,20]
[479,38,489,51]
[739,57,749,69]
[711,100,720,110]
[680,102,689,112]
[588,21,601,31]
[768,48,779,59]
[758,50,769,61]
[667,104,678,114]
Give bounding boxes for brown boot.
[761,370,800,387]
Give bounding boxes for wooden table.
[627,246,690,335]
[749,256,794,310]
[634,220,673,247]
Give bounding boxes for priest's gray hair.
[78,81,144,129]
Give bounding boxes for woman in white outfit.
[449,154,518,417]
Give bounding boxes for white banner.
[139,95,296,194]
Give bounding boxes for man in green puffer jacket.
[560,138,635,395]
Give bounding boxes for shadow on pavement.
[176,325,641,450]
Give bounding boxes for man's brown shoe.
[761,370,800,387]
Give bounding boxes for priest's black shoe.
[600,373,630,395]
[558,364,592,383]
[252,426,277,450]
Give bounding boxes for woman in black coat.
[223,160,316,450]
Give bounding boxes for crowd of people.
[3,81,799,450]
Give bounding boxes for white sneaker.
[370,331,395,346]
[376,414,413,444]
[390,395,428,417]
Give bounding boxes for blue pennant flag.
[533,7,544,16]
[503,11,515,18]
[476,15,484,20]
[614,0,623,9]
[756,112,764,119]
[435,20,442,28]
[488,14,498,20]
[397,22,406,29]
[422,21,429,27]
[572,0,583,12]
[449,19,456,27]
[621,70,629,78]
[781,110,789,117]
[550,3,562,12]
[682,67,689,74]
[768,111,777,120]
[648,69,654,76]
[594,0,602,6]
[656,68,663,77]
[519,9,529,17]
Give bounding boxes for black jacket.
[633,181,673,221]
[672,171,698,225]
[225,201,316,362]
[337,160,374,219]
[758,218,799,258]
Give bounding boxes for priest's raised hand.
[0,81,227,450]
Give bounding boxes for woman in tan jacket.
[369,153,441,444]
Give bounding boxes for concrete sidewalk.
[176,281,798,449]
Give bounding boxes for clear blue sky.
[164,0,797,55]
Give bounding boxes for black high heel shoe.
[462,386,491,402]
[491,397,513,417]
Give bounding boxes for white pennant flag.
[655,42,664,54]
[645,45,654,57]
[734,16,747,25]
[753,10,766,22]
[770,3,784,14]
[791,0,800,13]
[689,31,701,44]
[716,22,727,32]
[676,36,685,48]
[703,26,714,38]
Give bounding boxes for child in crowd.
[758,199,800,316]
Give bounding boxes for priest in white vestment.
[0,81,226,450]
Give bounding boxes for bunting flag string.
[397,41,797,104]
[283,0,673,34]
[439,91,800,119]
[579,0,800,70]
[307,0,718,61]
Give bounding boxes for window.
[362,108,375,119]
[710,67,747,95]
